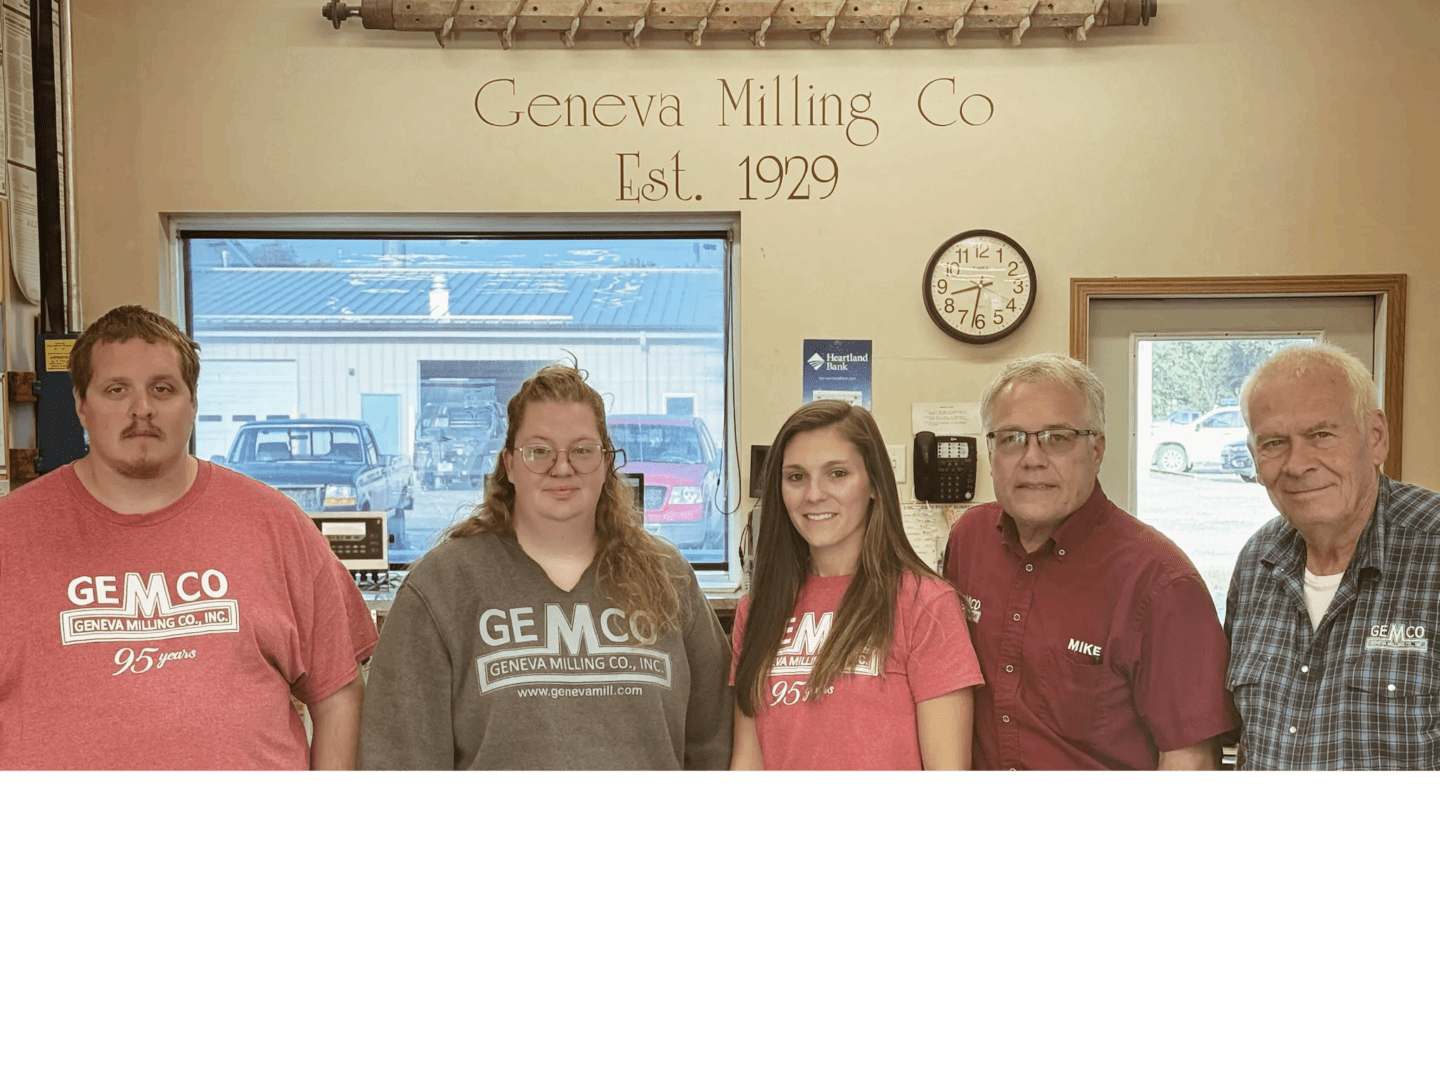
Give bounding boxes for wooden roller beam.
[320,0,1156,42]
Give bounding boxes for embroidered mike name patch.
[962,594,981,624]
[1364,623,1428,652]
[1067,638,1103,663]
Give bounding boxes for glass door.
[1087,294,1377,621]
[1135,334,1311,620]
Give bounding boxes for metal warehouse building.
[188,249,728,465]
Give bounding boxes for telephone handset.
[913,431,977,503]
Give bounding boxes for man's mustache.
[122,421,162,438]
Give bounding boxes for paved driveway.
[1136,468,1280,623]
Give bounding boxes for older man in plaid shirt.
[1226,342,1440,769]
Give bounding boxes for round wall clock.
[922,230,1036,344]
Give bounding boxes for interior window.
[182,231,734,579]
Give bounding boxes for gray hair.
[979,353,1106,434]
[1240,341,1379,431]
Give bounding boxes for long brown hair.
[734,400,942,715]
[444,362,682,639]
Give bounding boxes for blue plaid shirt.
[1226,476,1440,769]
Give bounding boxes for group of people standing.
[1,304,1433,770]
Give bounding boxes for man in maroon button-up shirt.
[942,354,1232,770]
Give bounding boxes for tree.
[1149,338,1302,420]
[246,241,304,267]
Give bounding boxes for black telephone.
[913,432,977,503]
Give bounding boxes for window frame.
[166,213,743,592]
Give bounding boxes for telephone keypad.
[915,434,977,503]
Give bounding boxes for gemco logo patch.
[1364,623,1428,652]
[60,571,240,645]
[475,603,672,694]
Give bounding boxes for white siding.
[195,334,726,459]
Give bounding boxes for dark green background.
[2,783,1428,1077]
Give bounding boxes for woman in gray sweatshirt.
[359,363,733,769]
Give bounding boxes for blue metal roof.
[190,265,725,333]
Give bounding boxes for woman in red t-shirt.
[730,400,982,770]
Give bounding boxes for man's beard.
[113,430,169,480]
[114,456,167,480]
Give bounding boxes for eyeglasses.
[513,443,624,475]
[985,428,1098,455]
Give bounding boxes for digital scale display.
[309,511,389,571]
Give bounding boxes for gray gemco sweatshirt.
[359,531,734,769]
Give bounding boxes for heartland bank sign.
[802,338,872,408]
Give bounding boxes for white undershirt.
[1303,568,1345,630]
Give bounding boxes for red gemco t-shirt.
[942,484,1232,770]
[730,572,984,770]
[0,462,377,769]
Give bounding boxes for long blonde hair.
[444,363,682,639]
[734,400,942,715]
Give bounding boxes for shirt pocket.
[1345,651,1440,766]
[1037,647,1130,747]
[1225,648,1272,766]
[1226,649,1269,712]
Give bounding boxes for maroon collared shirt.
[942,484,1232,770]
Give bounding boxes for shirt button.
[1012,613,1021,622]
[1289,726,1298,734]
[1057,549,1066,556]
[1300,665,1309,673]
[1002,715,1011,723]
[1009,767,1017,771]
[1005,665,1014,673]
[1025,564,1034,572]
[1388,684,1397,692]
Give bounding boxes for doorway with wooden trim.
[1072,276,1405,620]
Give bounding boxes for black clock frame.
[922,229,1036,345]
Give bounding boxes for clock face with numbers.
[922,230,1036,345]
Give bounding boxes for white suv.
[1151,406,1247,473]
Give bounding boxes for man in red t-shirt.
[0,306,376,769]
[942,354,1232,770]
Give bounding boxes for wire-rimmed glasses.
[513,443,625,474]
[984,428,1098,456]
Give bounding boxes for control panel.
[309,511,389,571]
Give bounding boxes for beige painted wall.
[69,0,1440,492]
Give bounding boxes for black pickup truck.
[212,420,415,542]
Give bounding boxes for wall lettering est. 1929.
[473,76,994,204]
